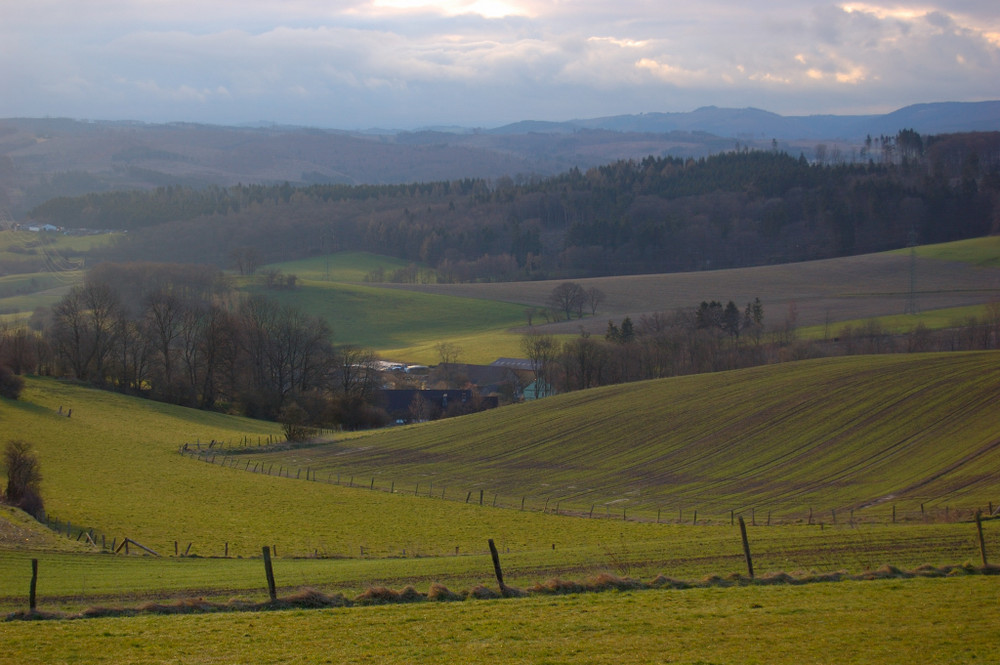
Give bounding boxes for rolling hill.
[249,351,1000,521]
[2,351,997,561]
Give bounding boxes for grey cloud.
[1,1,997,128]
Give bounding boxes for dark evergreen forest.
[30,131,1000,281]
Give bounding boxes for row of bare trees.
[0,263,382,428]
[521,299,1000,395]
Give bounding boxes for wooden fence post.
[738,516,754,578]
[976,510,988,567]
[262,546,277,602]
[488,539,509,596]
[29,559,38,612]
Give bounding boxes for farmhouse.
[378,389,498,424]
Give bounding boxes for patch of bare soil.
[388,254,1000,334]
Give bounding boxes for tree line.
[520,298,1000,395]
[0,262,392,432]
[27,131,1000,282]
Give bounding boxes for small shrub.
[278,402,317,442]
[0,365,24,400]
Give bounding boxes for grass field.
[906,235,1000,268]
[264,251,416,283]
[2,577,998,664]
[0,230,109,318]
[2,353,1000,661]
[3,236,1000,363]
[3,234,999,663]
[2,353,998,554]
[1,355,998,593]
[795,303,997,340]
[245,278,527,356]
[251,238,1000,362]
[246,352,1000,522]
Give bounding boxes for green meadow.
[2,352,1000,662]
[903,234,1000,268]
[250,352,1000,522]
[265,251,416,283]
[1,577,998,665]
[796,303,997,339]
[245,278,526,357]
[3,237,1000,364]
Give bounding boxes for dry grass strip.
[7,562,999,621]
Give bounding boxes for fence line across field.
[176,438,998,529]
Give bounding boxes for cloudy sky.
[2,1,997,129]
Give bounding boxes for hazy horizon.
[2,1,998,130]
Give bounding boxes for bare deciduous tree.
[548,282,587,320]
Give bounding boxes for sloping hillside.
[256,351,1000,519]
[2,352,997,558]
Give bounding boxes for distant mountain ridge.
[1,101,998,216]
[491,101,1000,140]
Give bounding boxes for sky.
[2,1,998,130]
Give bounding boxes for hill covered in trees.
[28,131,1000,281]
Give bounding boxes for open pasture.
[1,515,996,614]
[0,230,112,317]
[245,278,525,353]
[2,576,998,664]
[249,352,1000,523]
[2,358,999,600]
[264,251,415,283]
[2,355,1000,663]
[907,235,1000,268]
